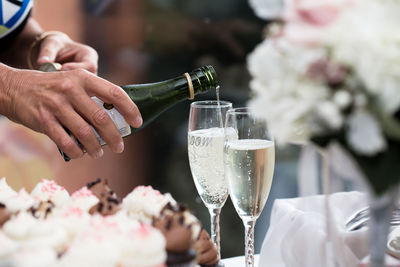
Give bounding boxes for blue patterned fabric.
[0,0,33,39]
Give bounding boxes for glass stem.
[369,188,397,267]
[244,219,256,267]
[209,208,222,259]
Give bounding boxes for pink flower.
[282,0,353,45]
[307,58,347,86]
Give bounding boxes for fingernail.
[94,149,104,159]
[134,116,143,128]
[39,56,50,62]
[115,142,124,153]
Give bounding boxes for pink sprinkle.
[133,223,151,238]
[134,185,162,197]
[63,207,83,217]
[40,180,64,194]
[72,187,93,199]
[101,217,118,229]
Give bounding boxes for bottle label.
[83,97,132,146]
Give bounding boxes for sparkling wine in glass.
[224,107,275,267]
[188,100,233,259]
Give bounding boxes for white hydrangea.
[323,0,400,114]
[247,0,400,156]
[247,38,329,145]
[248,0,284,19]
[346,109,387,155]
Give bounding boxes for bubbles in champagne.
[224,139,275,220]
[188,127,236,208]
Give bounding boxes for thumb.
[36,37,61,66]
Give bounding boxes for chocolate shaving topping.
[28,206,36,215]
[87,178,101,189]
[166,218,172,230]
[97,202,104,213]
[163,202,174,212]
[178,203,188,212]
[100,193,105,197]
[107,197,120,204]
[28,200,55,219]
[45,207,52,218]
[0,203,5,208]
[108,205,112,211]
[178,215,184,225]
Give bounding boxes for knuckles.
[76,124,94,141]
[59,137,83,158]
[109,87,126,101]
[92,108,110,126]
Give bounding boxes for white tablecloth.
[258,192,368,267]
[221,255,259,267]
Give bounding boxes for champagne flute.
[224,107,275,267]
[188,100,233,259]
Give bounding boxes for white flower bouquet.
[247,0,400,194]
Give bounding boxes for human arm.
[0,16,143,160]
[0,63,142,160]
[0,17,98,73]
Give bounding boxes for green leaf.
[369,102,400,142]
[346,138,400,195]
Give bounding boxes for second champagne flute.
[188,100,233,259]
[224,107,275,267]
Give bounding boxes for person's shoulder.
[0,0,33,39]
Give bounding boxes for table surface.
[221,255,260,267]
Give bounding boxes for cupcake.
[59,213,166,267]
[86,178,120,216]
[122,185,176,224]
[152,203,201,267]
[0,177,219,267]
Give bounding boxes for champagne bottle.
[39,63,219,161]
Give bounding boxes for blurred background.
[0,0,302,257]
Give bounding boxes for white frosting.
[50,206,91,243]
[3,188,35,213]
[0,177,17,202]
[30,179,70,207]
[3,212,67,251]
[5,247,58,267]
[122,185,176,223]
[60,213,165,267]
[119,224,166,267]
[0,231,19,258]
[59,239,120,267]
[0,180,197,267]
[69,186,99,212]
[183,211,201,242]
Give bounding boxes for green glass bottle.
[39,64,219,161]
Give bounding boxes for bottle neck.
[122,66,218,101]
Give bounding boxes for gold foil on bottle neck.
[184,72,194,100]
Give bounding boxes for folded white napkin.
[258,191,371,267]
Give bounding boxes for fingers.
[58,44,98,74]
[196,239,219,265]
[62,61,97,74]
[37,35,67,66]
[43,117,84,160]
[54,105,104,159]
[82,72,143,129]
[70,94,124,154]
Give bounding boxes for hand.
[35,32,98,74]
[195,229,219,265]
[1,65,143,160]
